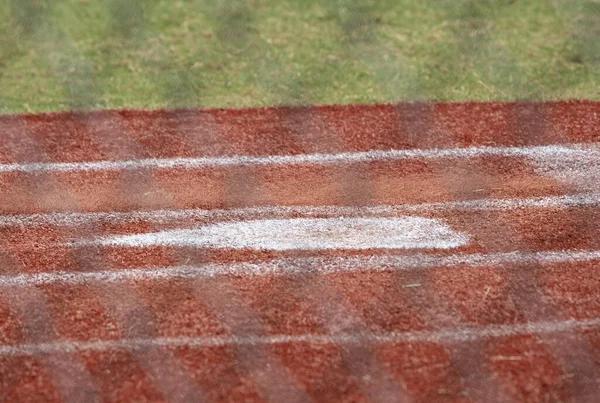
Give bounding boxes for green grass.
[0,0,599,114]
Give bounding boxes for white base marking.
[1,317,598,356]
[2,192,600,228]
[0,143,598,173]
[3,249,600,287]
[87,217,470,250]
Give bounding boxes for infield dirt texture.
[1,101,600,402]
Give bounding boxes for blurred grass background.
[0,0,599,114]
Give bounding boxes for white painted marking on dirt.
[1,317,598,356]
[529,148,600,190]
[1,192,600,228]
[0,143,598,173]
[86,217,470,250]
[2,249,600,287]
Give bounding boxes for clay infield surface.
[1,101,600,402]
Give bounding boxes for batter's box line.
[1,249,600,287]
[1,317,599,357]
[1,192,600,228]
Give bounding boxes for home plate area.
[1,101,600,402]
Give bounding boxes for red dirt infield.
[1,101,600,402]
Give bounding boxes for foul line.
[2,192,600,228]
[1,317,598,356]
[0,143,598,174]
[2,249,600,287]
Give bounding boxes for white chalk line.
[1,317,599,357]
[2,249,600,287]
[0,143,598,174]
[2,192,600,228]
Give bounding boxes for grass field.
[0,0,599,114]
